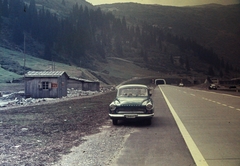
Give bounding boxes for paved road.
[111,85,195,166]
[112,85,240,166]
[55,85,240,166]
[159,85,240,166]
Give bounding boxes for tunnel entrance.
[155,79,166,85]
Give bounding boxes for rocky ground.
[0,85,112,108]
[0,89,116,166]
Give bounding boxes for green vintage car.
[109,84,154,125]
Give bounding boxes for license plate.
[125,115,137,118]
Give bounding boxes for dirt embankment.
[0,91,116,166]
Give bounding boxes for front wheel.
[112,119,118,125]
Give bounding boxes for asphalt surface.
[159,85,240,166]
[55,85,240,166]
[111,85,195,166]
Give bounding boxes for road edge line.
[159,86,208,166]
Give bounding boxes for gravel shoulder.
[0,91,116,166]
[54,122,135,166]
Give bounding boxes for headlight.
[109,103,117,111]
[146,103,153,111]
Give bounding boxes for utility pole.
[52,59,55,71]
[23,32,26,71]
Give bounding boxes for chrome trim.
[109,113,154,118]
[137,113,154,117]
[118,111,144,114]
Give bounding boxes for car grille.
[116,107,146,114]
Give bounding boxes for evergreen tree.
[135,25,141,39]
[29,0,37,13]
[179,56,184,65]
[0,1,2,18]
[9,0,22,19]
[225,62,230,73]
[120,16,127,38]
[220,57,225,68]
[12,18,24,44]
[62,0,66,6]
[96,41,106,60]
[44,44,52,60]
[0,0,2,31]
[115,35,123,56]
[219,70,223,78]
[140,49,148,64]
[208,66,215,76]
[143,50,148,64]
[185,56,190,71]
[170,55,174,64]
[2,0,9,17]
[27,0,38,36]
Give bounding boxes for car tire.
[112,119,118,125]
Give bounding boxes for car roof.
[118,84,148,89]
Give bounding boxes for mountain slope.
[99,3,240,67]
[0,1,239,84]
[24,0,94,14]
[0,46,165,84]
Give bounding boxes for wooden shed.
[68,77,100,91]
[82,79,100,91]
[24,71,69,98]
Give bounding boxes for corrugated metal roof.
[69,77,99,83]
[25,71,68,78]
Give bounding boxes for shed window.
[42,81,50,89]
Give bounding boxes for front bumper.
[109,113,154,119]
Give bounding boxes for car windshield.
[117,87,148,97]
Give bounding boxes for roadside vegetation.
[0,46,164,85]
[1,0,239,82]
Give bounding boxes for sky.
[86,0,240,6]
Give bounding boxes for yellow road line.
[159,86,208,166]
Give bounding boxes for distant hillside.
[0,1,239,83]
[99,3,240,67]
[24,0,94,15]
[0,46,166,84]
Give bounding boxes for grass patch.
[0,68,22,83]
[0,47,97,83]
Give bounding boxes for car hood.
[115,97,150,106]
